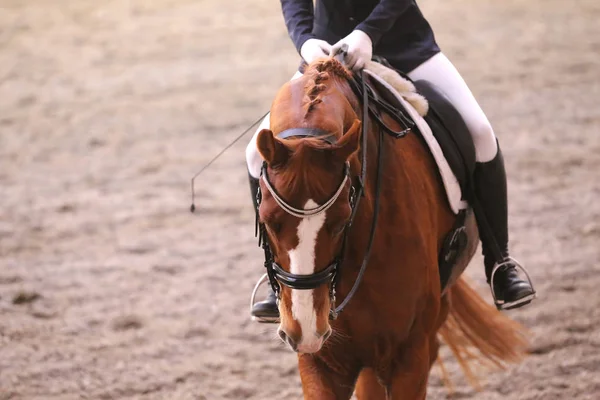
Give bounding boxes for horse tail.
[437,277,529,389]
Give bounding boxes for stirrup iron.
[490,257,537,310]
[250,273,280,323]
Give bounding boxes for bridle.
[260,146,351,219]
[257,148,355,319]
[255,70,414,319]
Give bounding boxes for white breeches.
[246,53,498,178]
[406,53,498,162]
[245,112,271,179]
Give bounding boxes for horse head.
[256,59,361,353]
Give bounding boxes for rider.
[246,0,535,320]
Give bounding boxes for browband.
[277,128,337,144]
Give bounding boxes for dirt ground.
[0,0,599,399]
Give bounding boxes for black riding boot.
[248,172,280,322]
[473,145,535,310]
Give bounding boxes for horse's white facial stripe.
[288,200,326,337]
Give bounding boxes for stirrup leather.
[250,273,280,324]
[490,257,537,310]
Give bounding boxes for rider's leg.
[407,53,535,310]
[246,71,303,321]
[407,53,498,163]
[246,113,270,181]
[246,114,280,322]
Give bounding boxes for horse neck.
[340,118,445,292]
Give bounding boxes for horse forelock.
[274,140,346,206]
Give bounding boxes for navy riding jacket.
[280,0,440,72]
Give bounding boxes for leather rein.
[256,70,414,319]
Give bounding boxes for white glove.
[300,39,332,64]
[331,30,373,71]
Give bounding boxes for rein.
[257,70,413,319]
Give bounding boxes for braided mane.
[302,59,352,119]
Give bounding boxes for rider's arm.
[280,0,316,54]
[356,0,412,45]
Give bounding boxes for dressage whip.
[189,111,269,213]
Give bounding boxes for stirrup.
[490,257,537,310]
[250,273,280,323]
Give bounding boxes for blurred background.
[0,0,599,399]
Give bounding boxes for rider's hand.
[331,30,373,71]
[300,39,332,64]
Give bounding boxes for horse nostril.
[322,328,332,342]
[278,329,298,351]
[278,329,287,343]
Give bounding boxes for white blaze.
[288,200,326,338]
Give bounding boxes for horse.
[253,57,528,399]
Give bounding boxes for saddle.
[413,80,476,192]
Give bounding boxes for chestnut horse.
[255,58,527,399]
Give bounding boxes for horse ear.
[333,119,361,161]
[257,129,290,167]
